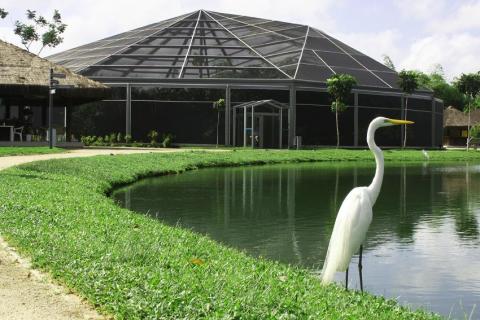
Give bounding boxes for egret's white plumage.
[320,117,413,286]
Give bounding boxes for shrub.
[80,135,97,146]
[117,133,123,144]
[162,133,174,148]
[125,134,132,144]
[147,130,159,145]
[109,133,117,144]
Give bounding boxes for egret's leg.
[358,245,364,292]
[345,267,349,291]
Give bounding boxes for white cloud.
[400,33,480,81]
[334,29,402,68]
[393,0,447,19]
[428,1,480,33]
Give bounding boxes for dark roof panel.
[48,10,399,88]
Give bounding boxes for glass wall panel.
[131,101,224,144]
[68,101,126,140]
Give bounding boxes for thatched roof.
[444,106,480,127]
[0,40,108,104]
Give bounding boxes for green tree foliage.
[0,8,8,19]
[454,72,480,150]
[382,54,395,71]
[398,70,419,148]
[327,74,357,148]
[13,9,67,55]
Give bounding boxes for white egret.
[321,117,413,291]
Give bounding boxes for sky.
[0,0,479,81]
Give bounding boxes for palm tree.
[398,70,419,148]
[326,74,357,148]
[213,98,225,147]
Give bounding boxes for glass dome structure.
[48,10,443,148]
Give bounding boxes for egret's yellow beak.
[387,119,414,125]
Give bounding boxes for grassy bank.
[0,146,65,157]
[2,149,473,319]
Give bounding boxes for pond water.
[112,162,480,318]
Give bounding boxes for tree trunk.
[403,96,408,148]
[216,110,220,148]
[335,104,340,148]
[467,99,471,151]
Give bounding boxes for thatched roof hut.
[0,40,109,104]
[443,106,480,127]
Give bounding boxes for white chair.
[13,126,24,141]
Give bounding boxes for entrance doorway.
[232,100,288,148]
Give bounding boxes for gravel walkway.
[0,148,199,319]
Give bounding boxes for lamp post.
[48,68,72,149]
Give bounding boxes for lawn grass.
[0,146,65,157]
[1,149,474,319]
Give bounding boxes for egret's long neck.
[366,124,384,205]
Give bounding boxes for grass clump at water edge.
[0,149,455,319]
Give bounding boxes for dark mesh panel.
[358,94,402,110]
[300,50,327,66]
[276,26,308,38]
[436,113,443,147]
[404,110,431,147]
[314,51,362,69]
[296,106,354,146]
[82,66,180,78]
[103,56,184,66]
[131,101,224,144]
[254,40,304,56]
[231,89,289,104]
[331,67,389,88]
[357,108,402,147]
[435,100,444,113]
[408,98,432,112]
[352,55,393,72]
[186,57,269,67]
[305,36,343,52]
[243,34,287,46]
[191,37,240,46]
[68,101,126,139]
[131,87,224,101]
[371,71,400,88]
[297,91,330,106]
[182,67,285,79]
[267,51,301,67]
[296,64,334,81]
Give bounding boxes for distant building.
[443,106,480,146]
[47,10,443,148]
[0,40,108,144]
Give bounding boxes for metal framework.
[47,10,443,148]
[232,100,288,148]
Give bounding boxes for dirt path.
[0,148,207,319]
